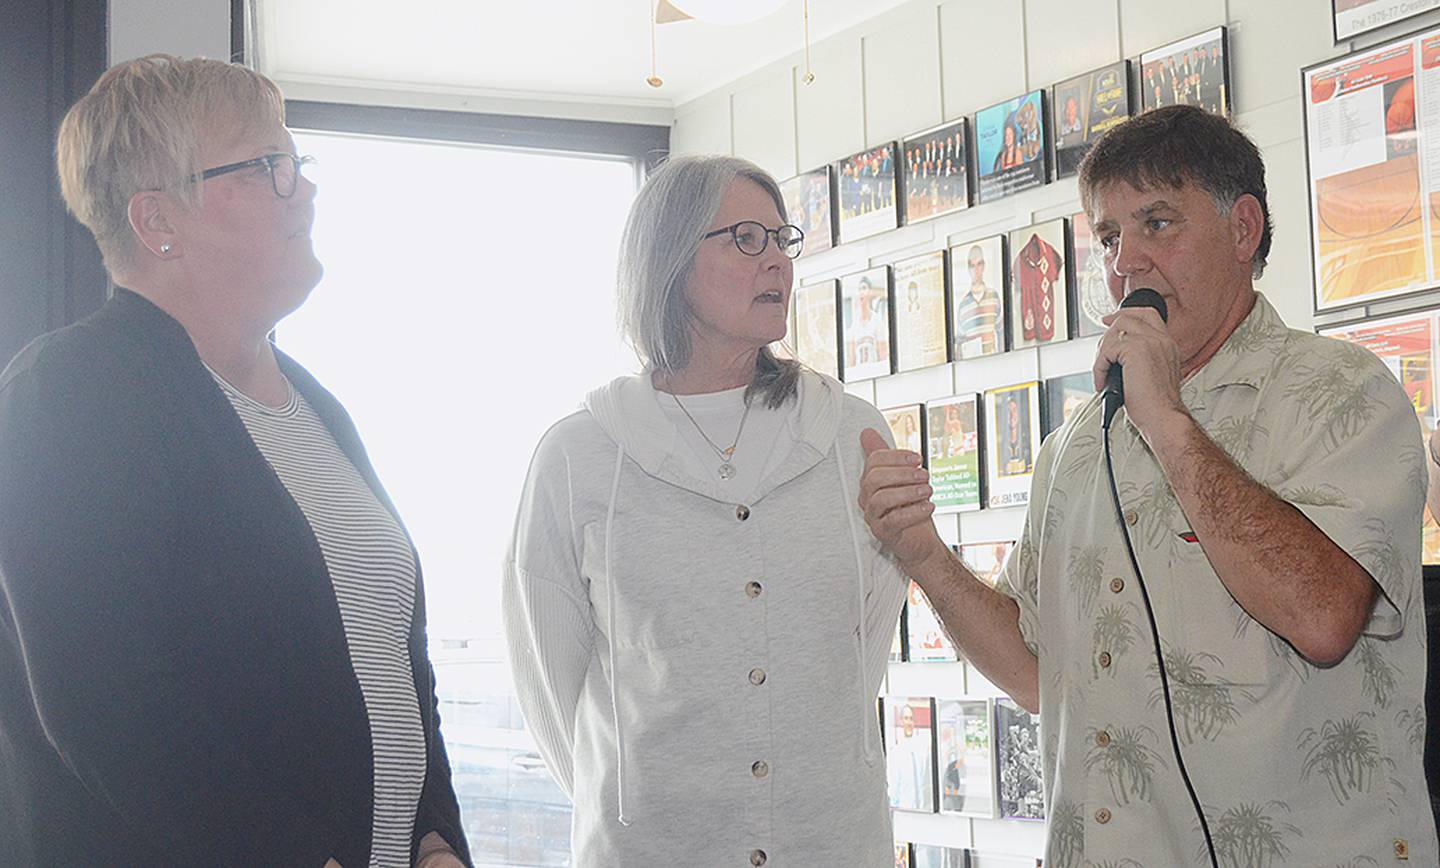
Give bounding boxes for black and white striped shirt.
[211,369,426,868]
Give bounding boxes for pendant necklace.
[672,392,753,480]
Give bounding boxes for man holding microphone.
[859,105,1435,866]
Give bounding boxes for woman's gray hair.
[617,154,802,409]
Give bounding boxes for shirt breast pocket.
[1167,540,1292,692]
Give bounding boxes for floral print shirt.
[996,293,1436,867]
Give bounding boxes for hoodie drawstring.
[604,441,632,826]
[832,437,881,765]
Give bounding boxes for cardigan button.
[751,760,769,778]
[745,581,763,598]
[750,849,768,866]
[736,504,750,521]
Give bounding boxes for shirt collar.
[1179,292,1291,412]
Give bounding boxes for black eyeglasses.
[703,220,804,259]
[198,153,317,198]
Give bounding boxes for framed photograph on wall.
[906,581,957,662]
[1140,27,1230,116]
[936,698,997,818]
[901,118,970,224]
[883,696,938,813]
[779,166,835,258]
[1052,60,1133,179]
[1070,209,1113,338]
[1334,0,1440,42]
[1008,219,1071,350]
[793,279,841,379]
[950,234,1008,360]
[925,394,983,514]
[1304,27,1440,312]
[994,698,1045,820]
[973,90,1049,203]
[1319,310,1440,564]
[1044,371,1098,436]
[910,844,969,868]
[839,267,893,380]
[882,403,926,455]
[952,540,1015,589]
[894,842,913,868]
[984,382,1041,509]
[892,251,950,372]
[835,143,899,244]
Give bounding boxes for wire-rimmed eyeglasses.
[198,153,317,198]
[703,220,805,259]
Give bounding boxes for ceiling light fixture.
[647,0,816,88]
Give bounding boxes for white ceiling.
[257,0,911,122]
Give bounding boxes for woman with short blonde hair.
[0,55,469,867]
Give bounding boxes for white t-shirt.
[657,383,800,504]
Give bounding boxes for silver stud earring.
[159,244,172,254]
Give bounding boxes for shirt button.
[751,760,769,778]
[1095,730,1111,747]
[749,667,767,685]
[1095,807,1112,824]
[736,504,751,521]
[745,581,763,598]
[750,850,768,866]
[1109,577,1125,594]
[1124,509,1138,526]
[1098,652,1112,669]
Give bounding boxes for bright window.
[281,128,639,865]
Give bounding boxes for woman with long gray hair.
[503,155,908,864]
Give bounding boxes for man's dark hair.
[1078,105,1273,278]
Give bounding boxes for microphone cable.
[1102,418,1219,868]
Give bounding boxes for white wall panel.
[732,70,797,180]
[795,37,867,168]
[671,91,732,157]
[938,0,1028,119]
[1118,0,1227,59]
[1024,0,1121,90]
[862,3,945,146]
[1228,0,1345,112]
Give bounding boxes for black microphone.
[1102,288,1169,429]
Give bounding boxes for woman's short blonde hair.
[55,54,286,273]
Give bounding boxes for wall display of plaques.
[1334,0,1440,42]
[925,394,984,514]
[936,698,998,819]
[1304,26,1440,312]
[894,842,913,868]
[910,844,969,868]
[884,696,938,813]
[793,279,841,379]
[1140,27,1230,116]
[892,251,951,373]
[1008,219,1071,350]
[984,383,1041,509]
[835,143,899,244]
[974,90,1049,204]
[1052,60,1133,180]
[1069,209,1112,338]
[1044,372,1097,436]
[1319,310,1440,564]
[953,540,1015,589]
[901,118,971,224]
[883,403,926,455]
[779,166,835,258]
[906,581,957,662]
[994,698,1044,821]
[839,267,894,381]
[950,235,1009,360]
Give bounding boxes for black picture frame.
[1333,0,1440,42]
[839,266,894,381]
[949,234,1010,360]
[779,165,836,258]
[1043,372,1098,436]
[891,250,951,373]
[994,698,1045,821]
[1051,60,1133,180]
[1007,218,1071,350]
[925,394,985,515]
[900,117,971,224]
[1139,26,1230,117]
[882,695,939,814]
[834,142,900,244]
[972,89,1050,204]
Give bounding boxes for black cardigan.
[0,290,471,867]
